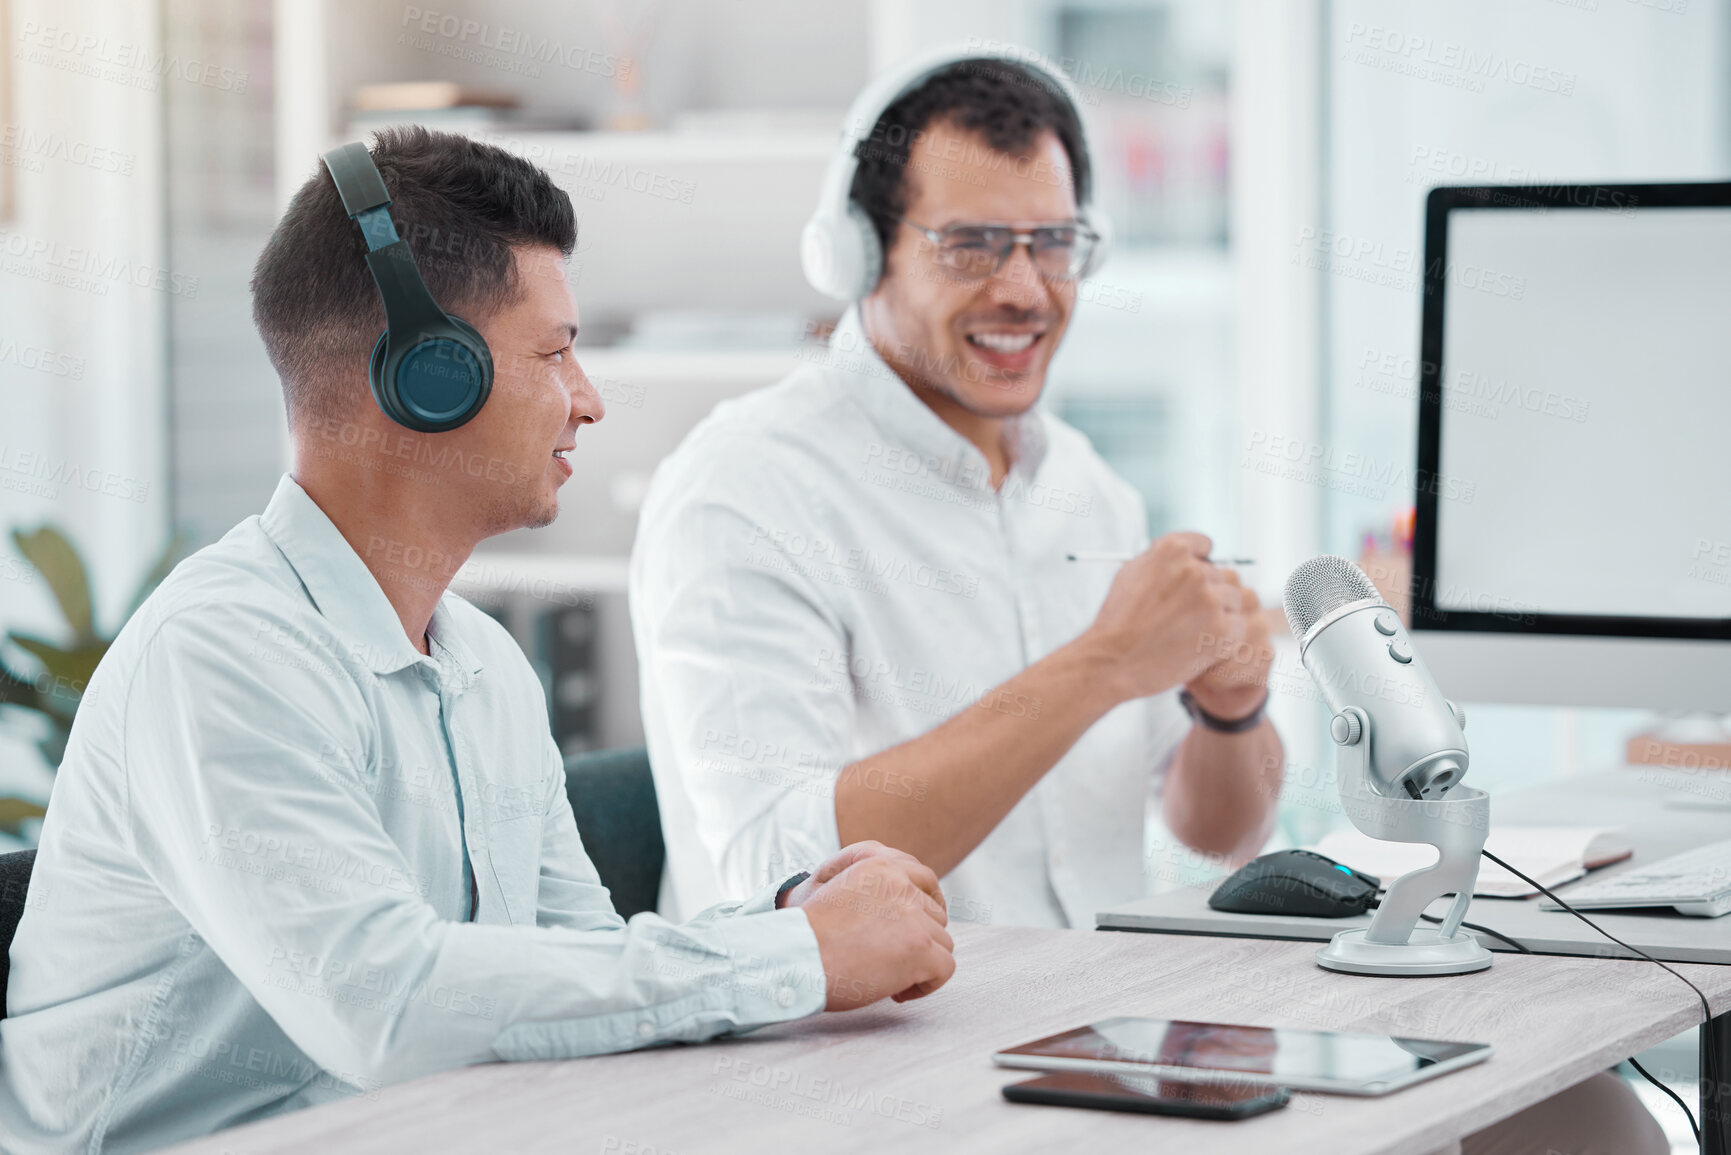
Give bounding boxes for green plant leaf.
[0,796,48,834]
[2,525,179,789]
[13,526,95,642]
[8,634,106,707]
[0,659,45,712]
[127,532,187,619]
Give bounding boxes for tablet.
[993,1017,1492,1096]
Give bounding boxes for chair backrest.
[563,748,664,920]
[0,848,37,1022]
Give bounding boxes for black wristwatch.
[1179,688,1269,734]
[774,871,812,908]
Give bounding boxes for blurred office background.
[1,0,1725,856]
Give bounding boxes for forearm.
[833,637,1125,877]
[258,904,827,1081]
[1162,719,1283,864]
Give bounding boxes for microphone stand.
[1317,706,1496,976]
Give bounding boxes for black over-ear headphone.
[322,141,494,433]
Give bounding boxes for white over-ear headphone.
[800,43,1113,302]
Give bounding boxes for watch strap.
[1179,688,1269,733]
[774,870,812,908]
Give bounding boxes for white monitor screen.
[1434,204,1731,621]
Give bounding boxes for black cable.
[1627,1054,1702,1148]
[1360,851,1714,1146]
[1477,848,1708,1149]
[1367,897,1533,954]
[1415,911,1532,953]
[1479,850,1712,1025]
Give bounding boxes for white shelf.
[476,127,837,164]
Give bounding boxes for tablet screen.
[997,1017,1488,1092]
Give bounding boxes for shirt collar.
[259,474,483,685]
[428,600,484,688]
[824,307,1050,487]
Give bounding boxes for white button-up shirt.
[0,476,824,1155]
[632,309,1191,928]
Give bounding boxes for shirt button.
[776,986,797,1009]
[636,1020,655,1040]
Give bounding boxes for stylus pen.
[1065,552,1255,564]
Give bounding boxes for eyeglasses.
[898,217,1099,282]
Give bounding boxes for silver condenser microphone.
[1283,556,1467,800]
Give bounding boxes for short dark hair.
[848,59,1090,261]
[251,125,576,425]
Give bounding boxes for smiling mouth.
[966,331,1043,355]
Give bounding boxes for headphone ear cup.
[368,319,494,433]
[842,201,883,300]
[440,315,494,426]
[440,315,495,396]
[368,330,408,427]
[801,202,885,301]
[799,212,845,300]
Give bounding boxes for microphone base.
[1316,927,1494,976]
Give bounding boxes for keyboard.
[1541,838,1731,918]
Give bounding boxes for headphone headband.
[800,43,1111,301]
[324,140,391,217]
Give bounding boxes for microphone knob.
[1329,710,1364,746]
[1447,699,1466,731]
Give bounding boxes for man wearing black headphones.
[0,127,953,1153]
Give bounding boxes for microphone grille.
[1283,555,1383,641]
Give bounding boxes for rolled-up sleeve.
[634,468,856,901]
[123,605,828,1087]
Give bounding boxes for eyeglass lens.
[937,226,1090,279]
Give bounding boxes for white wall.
[1323,0,1728,554]
[0,0,171,806]
[1234,0,1323,588]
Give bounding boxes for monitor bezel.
[1412,181,1731,641]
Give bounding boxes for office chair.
[563,748,665,919]
[0,848,36,1022]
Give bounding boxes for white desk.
[163,923,1731,1155]
[1099,766,1731,1152]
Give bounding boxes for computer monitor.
[1411,182,1731,712]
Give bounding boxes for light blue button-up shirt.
[0,476,826,1155]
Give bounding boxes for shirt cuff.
[489,908,827,1062]
[737,874,797,916]
[709,906,829,1021]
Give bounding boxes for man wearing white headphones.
[631,47,1282,929]
[630,48,1669,1155]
